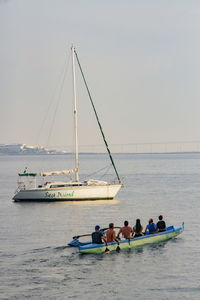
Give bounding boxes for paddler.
[145,218,157,234]
[156,215,166,232]
[106,223,120,244]
[117,220,133,240]
[92,225,106,244]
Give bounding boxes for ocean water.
[0,153,200,300]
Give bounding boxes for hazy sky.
[1,0,200,152]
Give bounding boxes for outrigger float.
[69,223,184,254]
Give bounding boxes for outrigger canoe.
[75,223,184,254]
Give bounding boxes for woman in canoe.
[133,219,143,237]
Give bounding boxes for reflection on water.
[65,199,120,206]
[14,199,120,206]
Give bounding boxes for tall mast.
[71,45,79,182]
[74,49,121,184]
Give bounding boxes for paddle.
[105,246,110,253]
[105,241,120,253]
[73,226,121,239]
[104,236,121,253]
[116,245,120,252]
[73,233,91,239]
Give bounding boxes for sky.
[1,0,200,153]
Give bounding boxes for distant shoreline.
[1,151,200,156]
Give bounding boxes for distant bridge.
[50,141,200,153]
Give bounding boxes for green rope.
[74,49,121,183]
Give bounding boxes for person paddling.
[145,218,157,234]
[106,223,119,243]
[92,225,106,244]
[105,223,120,252]
[156,215,166,232]
[117,220,133,240]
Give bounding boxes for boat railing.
[17,181,26,190]
[17,173,37,190]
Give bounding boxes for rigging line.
[45,54,71,149]
[81,163,112,181]
[74,49,121,184]
[98,164,113,181]
[35,52,71,147]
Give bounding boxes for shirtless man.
[117,220,133,239]
[106,223,120,244]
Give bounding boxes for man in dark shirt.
[156,215,166,232]
[92,225,106,244]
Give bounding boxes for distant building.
[0,144,64,155]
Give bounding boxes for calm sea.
[0,153,199,300]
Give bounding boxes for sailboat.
[13,46,122,201]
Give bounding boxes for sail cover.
[40,168,78,177]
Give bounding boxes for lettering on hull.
[45,191,74,198]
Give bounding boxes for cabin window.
[50,184,65,188]
[49,183,83,188]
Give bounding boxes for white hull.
[13,184,121,201]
